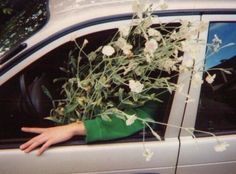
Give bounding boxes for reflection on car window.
[195,22,236,135]
[0,0,49,57]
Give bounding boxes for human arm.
[84,101,158,143]
[20,101,158,155]
[20,122,86,156]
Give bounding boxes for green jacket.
[84,101,158,143]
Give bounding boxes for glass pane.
[195,22,236,134]
[0,0,49,57]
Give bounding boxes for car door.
[177,14,236,174]
[0,14,200,174]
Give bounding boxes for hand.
[20,122,86,156]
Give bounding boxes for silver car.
[0,0,236,173]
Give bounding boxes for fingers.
[20,134,46,152]
[37,141,52,156]
[21,127,45,134]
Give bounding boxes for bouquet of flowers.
[47,0,232,160]
[49,1,206,124]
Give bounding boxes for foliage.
[0,0,12,15]
[47,0,232,160]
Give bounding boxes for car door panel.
[0,15,200,174]
[177,15,236,174]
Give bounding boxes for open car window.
[0,23,181,145]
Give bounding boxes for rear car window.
[195,22,236,135]
[0,0,49,57]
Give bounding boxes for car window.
[0,25,179,144]
[0,0,49,57]
[195,22,236,135]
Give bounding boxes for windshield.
[0,0,49,57]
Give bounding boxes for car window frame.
[177,15,236,174]
[180,14,236,137]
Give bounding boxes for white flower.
[181,41,200,60]
[176,84,184,94]
[82,39,89,47]
[211,34,222,52]
[159,0,168,10]
[123,61,138,75]
[102,45,115,56]
[212,34,222,45]
[144,39,158,54]
[196,21,208,32]
[170,30,178,40]
[205,74,216,84]
[143,148,154,162]
[115,37,133,55]
[192,73,203,86]
[147,28,162,41]
[128,80,144,93]
[119,26,130,37]
[159,59,177,73]
[145,54,152,63]
[182,58,194,69]
[132,0,146,18]
[214,142,229,152]
[143,17,153,29]
[150,129,162,141]
[126,114,137,126]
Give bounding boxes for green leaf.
[41,85,53,101]
[64,102,79,114]
[101,114,112,122]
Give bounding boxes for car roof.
[47,0,236,33]
[50,0,236,18]
[19,0,236,60]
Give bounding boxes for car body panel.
[178,14,236,173]
[0,0,236,174]
[0,140,179,174]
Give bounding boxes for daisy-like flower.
[119,26,130,37]
[143,148,154,162]
[159,0,168,10]
[147,28,162,41]
[211,34,222,52]
[214,142,230,152]
[170,30,178,40]
[132,0,146,18]
[144,39,158,54]
[126,114,137,126]
[145,54,152,63]
[102,45,115,56]
[128,80,144,93]
[115,37,133,55]
[205,74,216,84]
[192,73,203,86]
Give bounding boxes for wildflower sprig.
[48,0,232,161]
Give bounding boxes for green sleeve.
[84,101,158,143]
